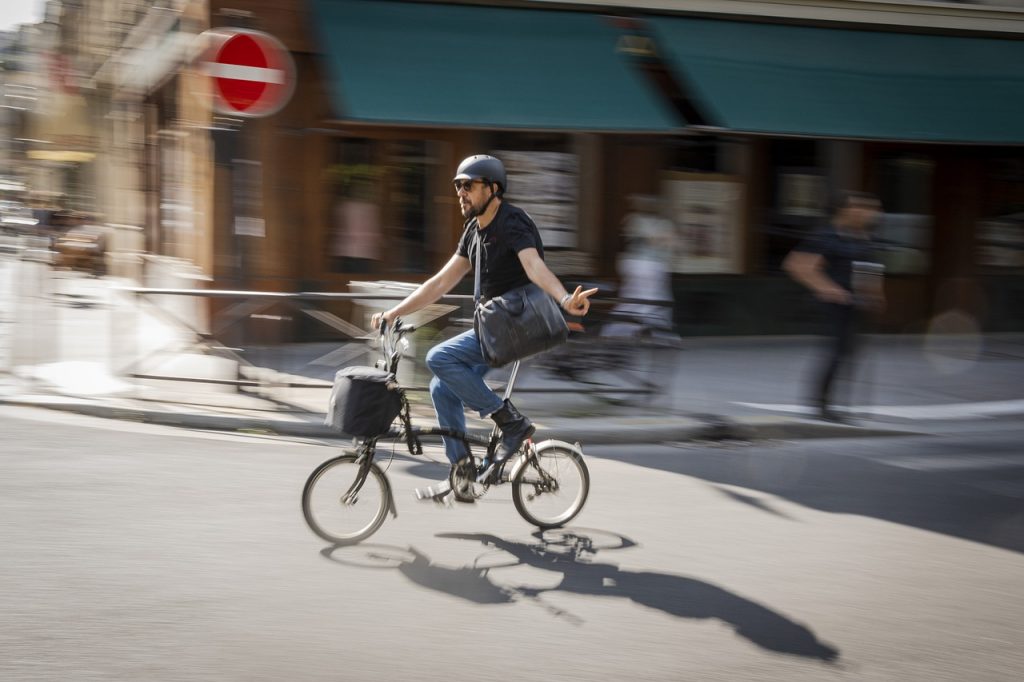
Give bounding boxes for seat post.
[502,360,522,401]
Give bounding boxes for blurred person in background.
[53,210,108,277]
[602,194,676,340]
[371,154,596,494]
[329,168,381,274]
[784,191,884,423]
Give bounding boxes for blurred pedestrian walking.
[602,194,677,341]
[783,191,884,422]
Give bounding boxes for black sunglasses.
[453,179,485,193]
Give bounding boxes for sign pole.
[200,26,295,290]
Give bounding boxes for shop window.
[326,138,382,275]
[770,140,825,227]
[758,140,826,273]
[326,138,437,275]
[385,139,437,274]
[669,137,720,174]
[977,155,1024,272]
[875,155,934,275]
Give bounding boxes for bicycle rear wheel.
[512,443,590,529]
[302,453,391,545]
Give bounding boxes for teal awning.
[308,0,679,131]
[647,17,1024,143]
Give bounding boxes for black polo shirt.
[795,225,875,292]
[457,201,544,299]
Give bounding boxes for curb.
[0,396,921,444]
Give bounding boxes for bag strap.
[472,221,482,308]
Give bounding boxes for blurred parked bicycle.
[534,281,681,407]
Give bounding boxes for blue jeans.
[425,330,504,464]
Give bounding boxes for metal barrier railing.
[119,287,468,389]
[119,286,676,400]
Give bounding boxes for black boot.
[478,400,535,484]
[491,399,536,463]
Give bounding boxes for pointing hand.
[561,286,598,316]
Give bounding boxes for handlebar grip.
[377,317,416,336]
[393,318,417,334]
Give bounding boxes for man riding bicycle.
[371,154,597,495]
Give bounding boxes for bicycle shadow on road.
[320,542,516,605]
[322,529,840,663]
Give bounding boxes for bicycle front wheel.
[302,453,391,545]
[512,444,590,529]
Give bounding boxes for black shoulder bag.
[473,229,569,368]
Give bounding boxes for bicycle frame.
[377,320,524,462]
[304,322,589,543]
[341,442,399,520]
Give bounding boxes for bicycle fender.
[534,439,585,458]
[509,439,585,481]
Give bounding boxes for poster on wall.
[661,172,744,274]
[976,216,1024,268]
[777,169,827,218]
[493,150,578,249]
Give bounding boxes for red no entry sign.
[201,28,296,118]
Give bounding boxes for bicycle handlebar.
[377,318,416,374]
[379,318,416,339]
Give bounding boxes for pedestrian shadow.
[711,484,796,520]
[321,529,840,663]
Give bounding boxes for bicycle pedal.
[414,483,451,502]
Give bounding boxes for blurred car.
[54,223,108,276]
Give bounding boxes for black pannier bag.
[325,366,403,437]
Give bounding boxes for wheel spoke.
[512,446,589,529]
[303,454,389,545]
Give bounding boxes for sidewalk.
[3,264,1023,445]
[0,378,908,445]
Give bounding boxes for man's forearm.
[525,260,568,304]
[784,253,845,297]
[796,269,843,297]
[389,277,447,318]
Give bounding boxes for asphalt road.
[2,406,1022,681]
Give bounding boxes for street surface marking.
[878,454,1024,472]
[737,399,1024,421]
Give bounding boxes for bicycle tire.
[512,444,590,529]
[302,453,391,545]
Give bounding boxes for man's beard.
[462,193,497,220]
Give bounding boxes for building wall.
[46,0,1024,337]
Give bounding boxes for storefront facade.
[70,0,1024,336]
